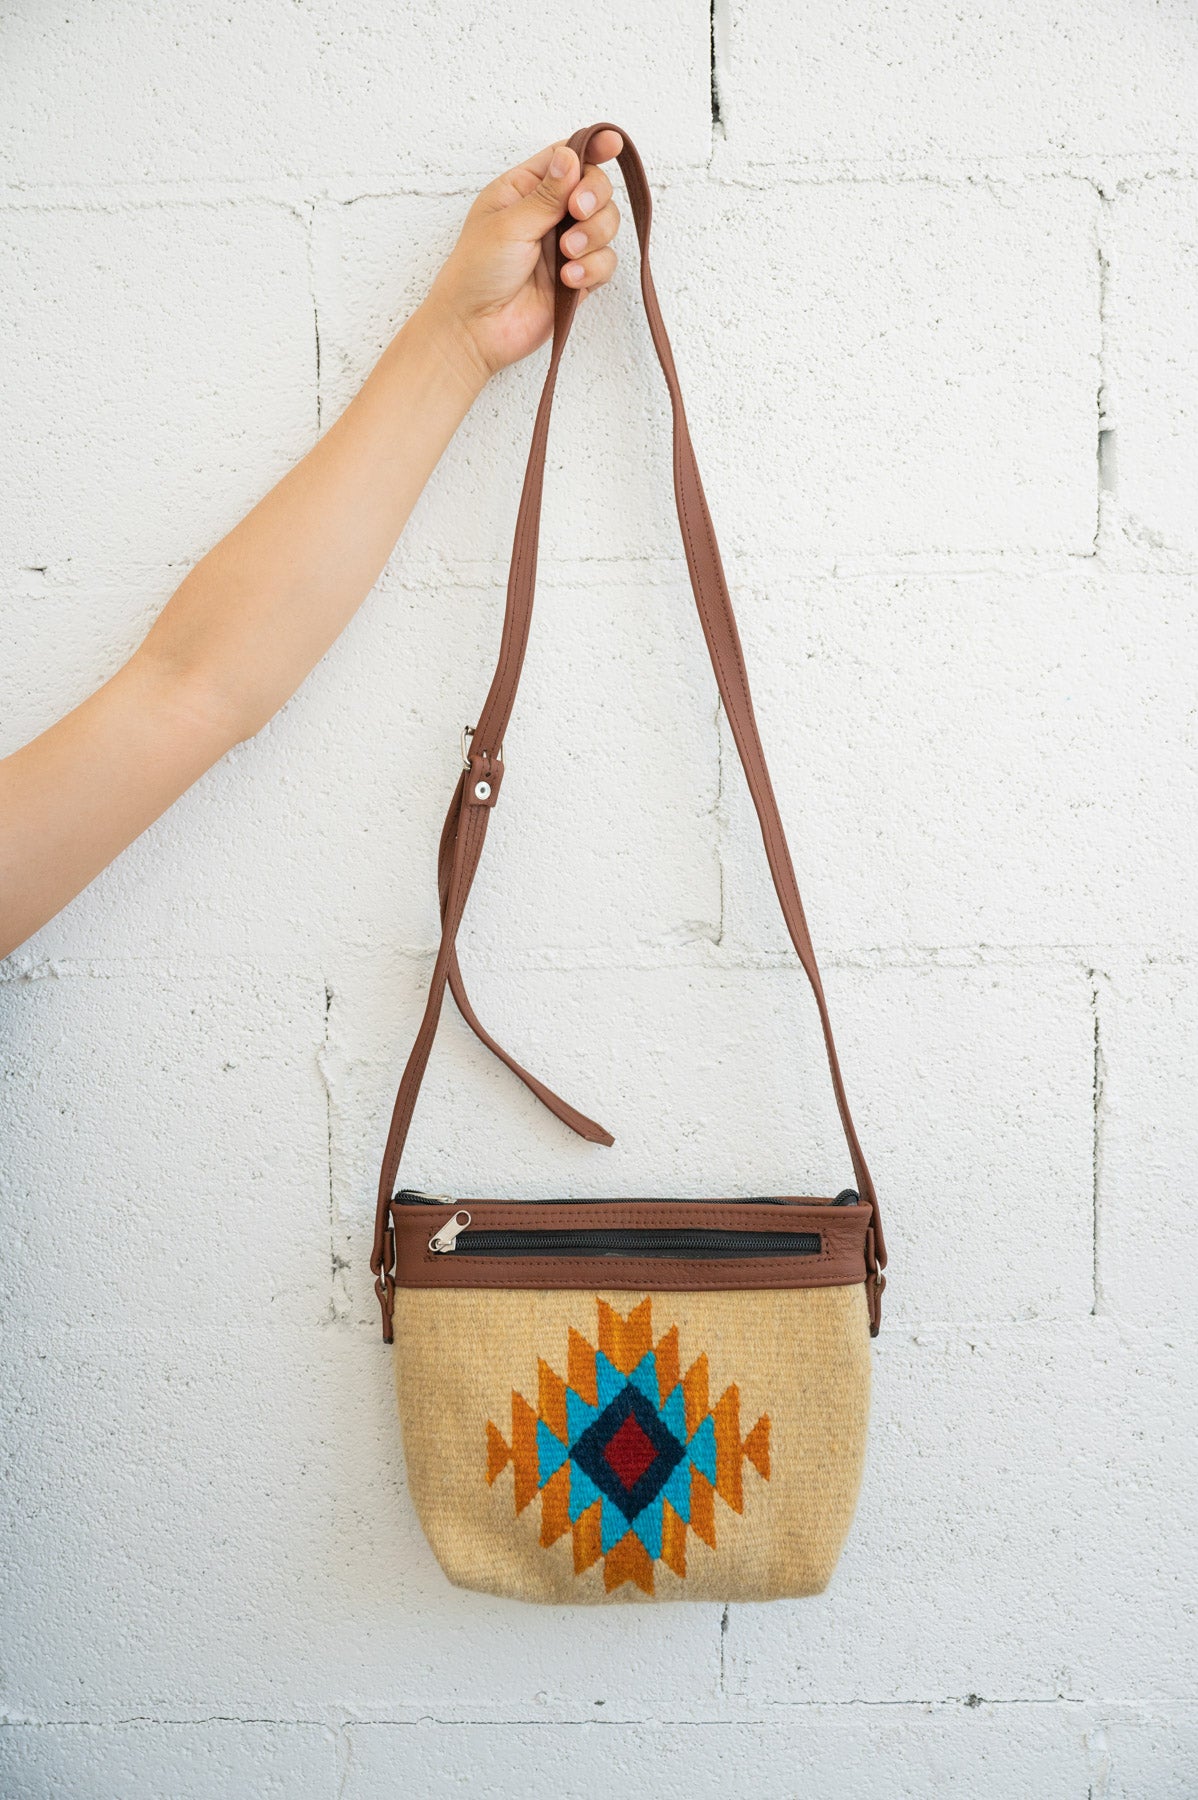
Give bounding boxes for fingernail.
[575,190,596,217]
[550,146,572,178]
[564,261,585,283]
[563,227,587,255]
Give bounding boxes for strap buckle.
[461,725,504,770]
[462,726,505,808]
[865,1222,885,1336]
[373,1222,397,1341]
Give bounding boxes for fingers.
[559,198,619,265]
[560,243,618,293]
[559,185,619,289]
[476,133,625,278]
[565,149,618,223]
[560,138,621,288]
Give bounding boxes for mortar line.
[305,201,323,434]
[709,0,726,154]
[5,943,1195,986]
[314,297,323,435]
[1093,185,1115,557]
[8,1696,1143,1729]
[334,1719,353,1800]
[1087,1716,1113,1800]
[1092,983,1099,1313]
[322,980,348,1317]
[3,158,1195,213]
[1089,970,1107,1316]
[11,550,1198,593]
[713,695,727,947]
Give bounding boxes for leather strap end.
[865,1221,885,1335]
[375,1274,395,1343]
[868,1271,885,1337]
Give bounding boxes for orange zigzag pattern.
[486,1298,771,1594]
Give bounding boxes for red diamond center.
[601,1413,658,1491]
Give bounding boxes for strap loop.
[372,124,884,1339]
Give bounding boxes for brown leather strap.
[373,123,885,1333]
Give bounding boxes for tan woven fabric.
[394,1283,870,1604]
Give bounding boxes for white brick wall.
[1,5,1195,1795]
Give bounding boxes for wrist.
[405,298,492,403]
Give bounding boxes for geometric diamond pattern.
[572,1383,686,1520]
[485,1297,771,1595]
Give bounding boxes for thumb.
[505,142,578,243]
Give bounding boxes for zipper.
[426,1213,820,1259]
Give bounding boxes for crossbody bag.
[371,122,887,1604]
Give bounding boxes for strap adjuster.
[462,726,505,807]
[461,725,504,770]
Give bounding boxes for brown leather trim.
[391,1198,871,1292]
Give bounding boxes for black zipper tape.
[448,1228,821,1260]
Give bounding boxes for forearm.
[0,302,487,959]
[138,300,488,740]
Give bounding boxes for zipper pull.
[428,1210,472,1253]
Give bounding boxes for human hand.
[421,131,624,386]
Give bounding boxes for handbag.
[371,122,887,1604]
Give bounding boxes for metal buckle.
[461,725,504,770]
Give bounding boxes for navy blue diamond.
[570,1383,686,1521]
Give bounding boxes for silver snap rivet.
[474,780,492,801]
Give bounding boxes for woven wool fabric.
[394,1283,870,1604]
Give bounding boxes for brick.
[0,969,333,1717]
[718,572,1198,955]
[725,1321,1198,1703]
[1096,959,1198,1318]
[0,203,314,581]
[1105,181,1198,557]
[0,1724,338,1800]
[719,1,1198,168]
[839,961,1094,1324]
[1101,1710,1198,1800]
[659,181,1099,560]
